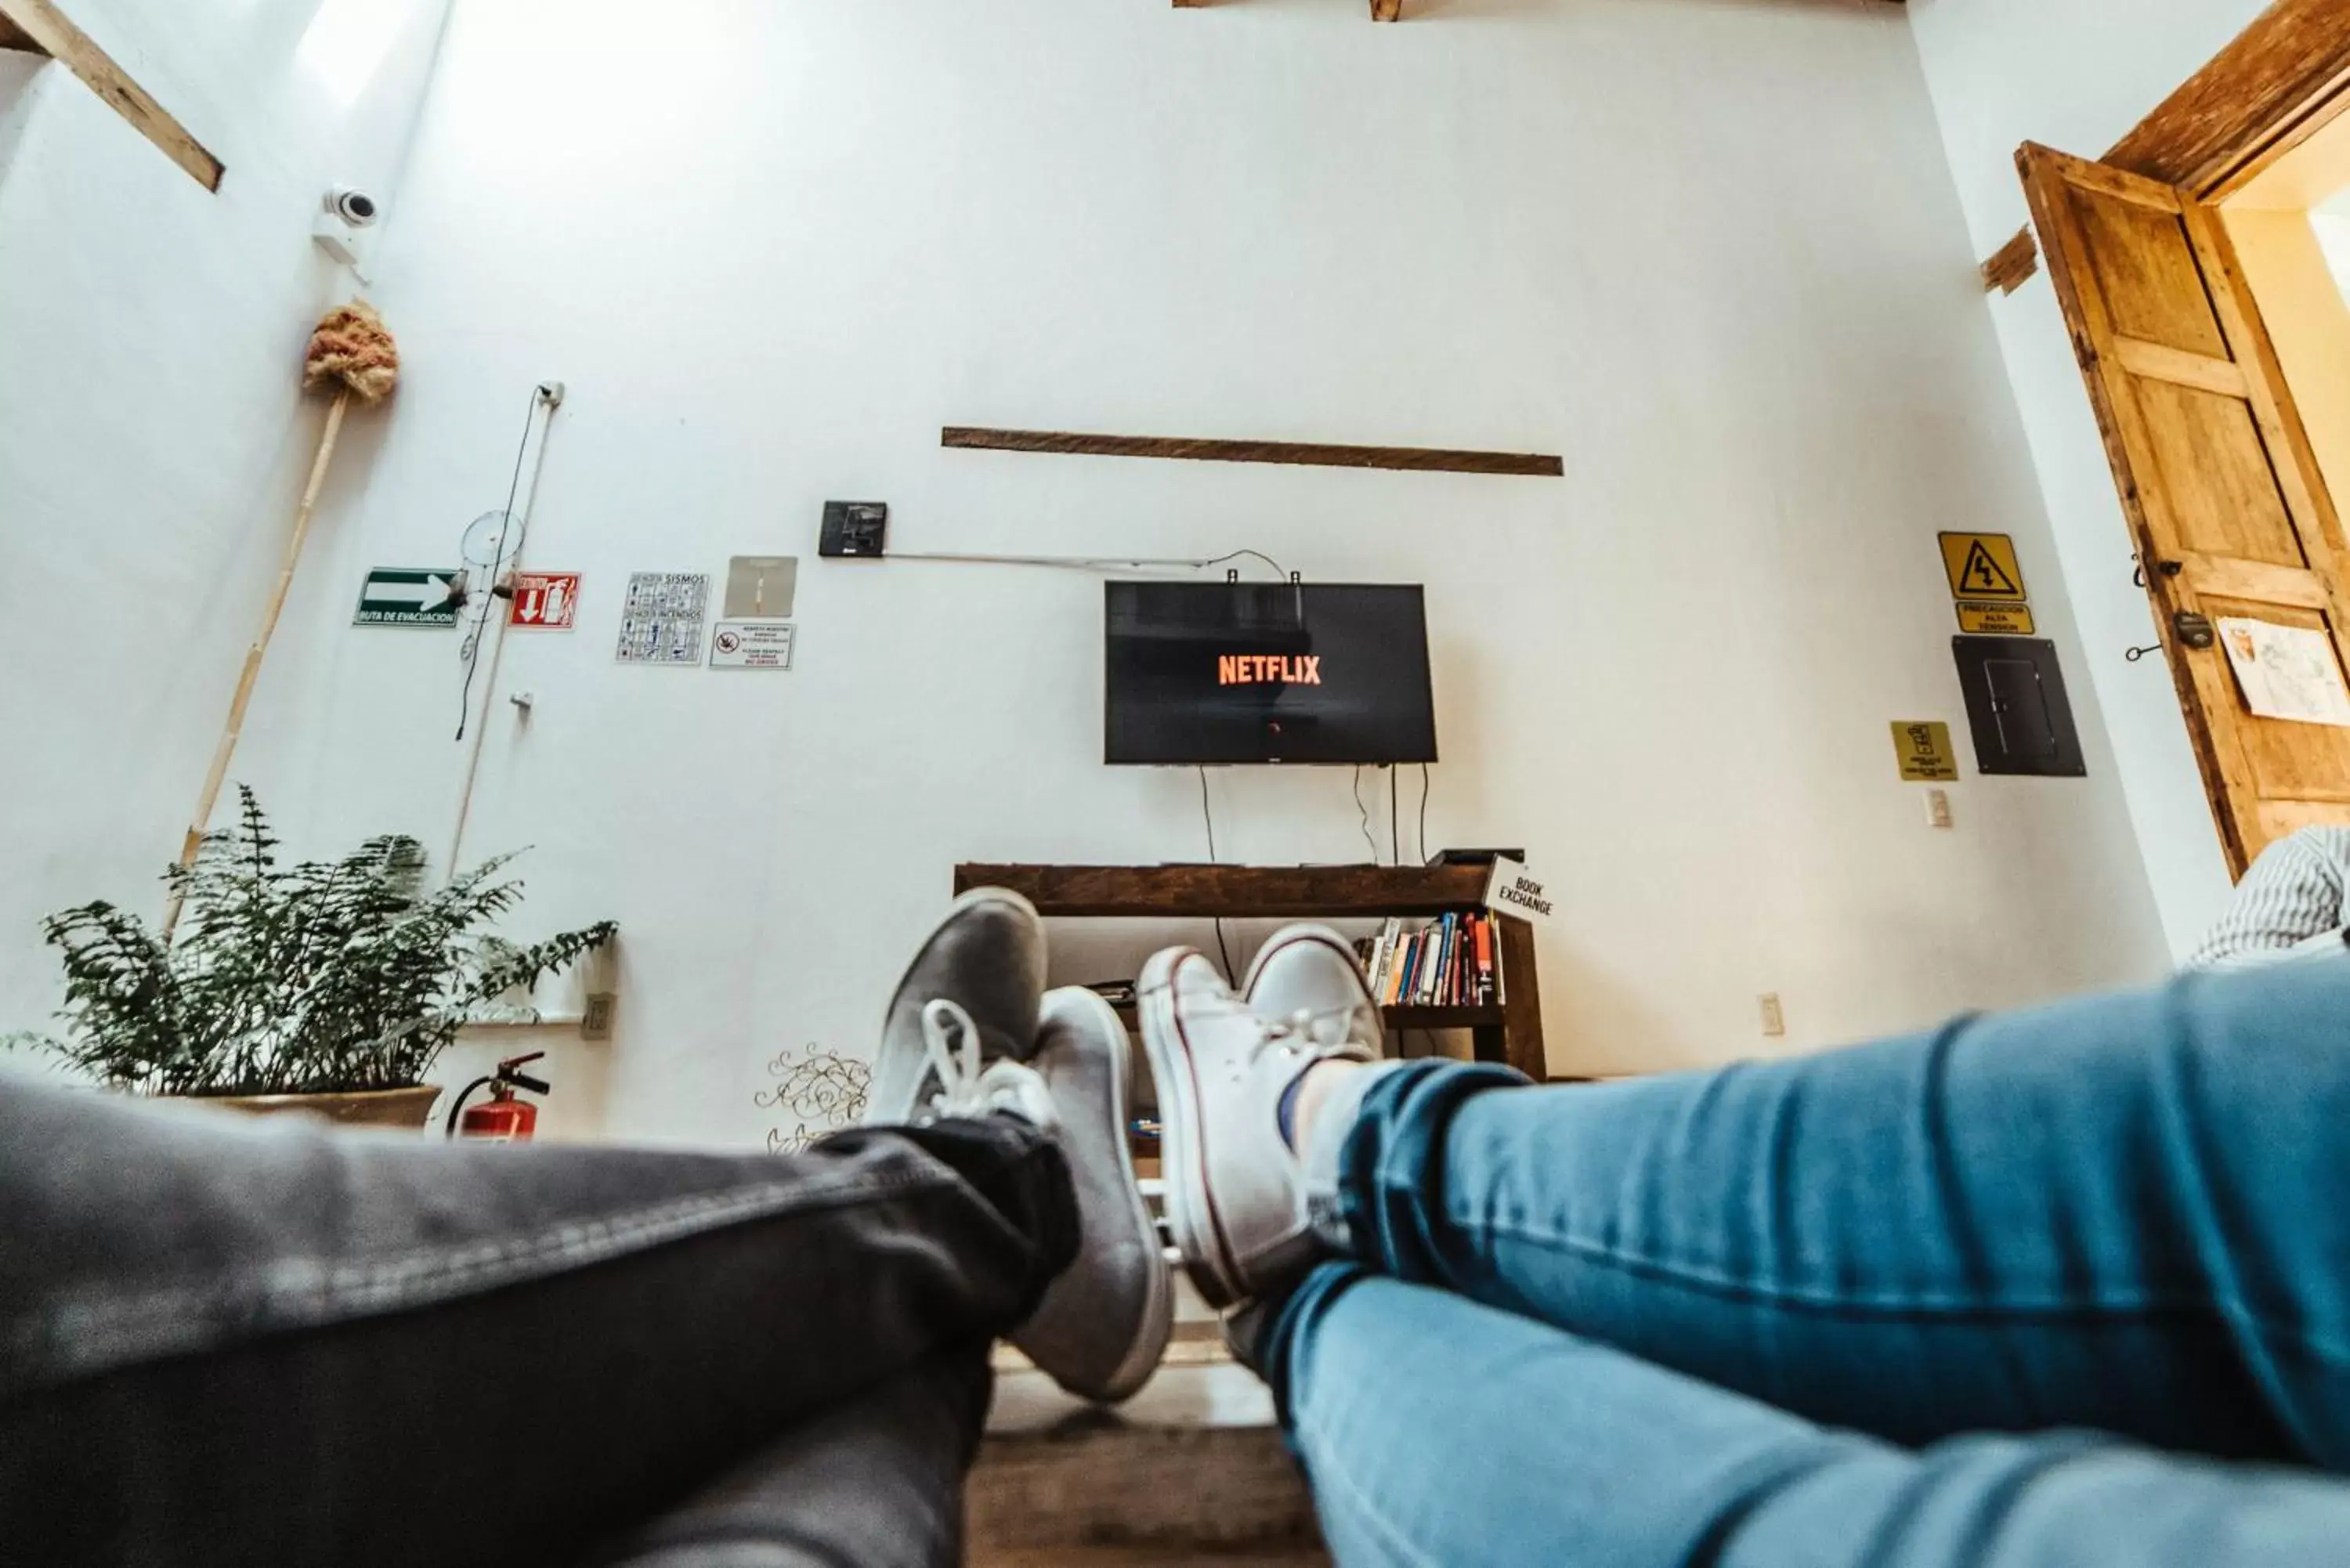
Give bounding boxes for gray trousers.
[0,1081,1077,1567]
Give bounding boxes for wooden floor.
[971,1276,1327,1566]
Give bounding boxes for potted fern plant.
[8,788,616,1129]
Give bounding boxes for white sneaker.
[1242,924,1385,1056]
[1137,946,1376,1309]
[1009,988,1173,1404]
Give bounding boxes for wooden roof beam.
[1174,0,1897,20]
[1977,0,2348,298]
[1172,0,1405,19]
[1981,226,2039,294]
[0,0,222,191]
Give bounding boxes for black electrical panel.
[820,501,889,558]
[1952,636,2085,777]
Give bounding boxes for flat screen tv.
[1104,582,1437,765]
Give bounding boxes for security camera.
[324,186,379,228]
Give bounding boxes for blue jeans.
[1259,955,2350,1566]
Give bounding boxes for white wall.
[0,0,453,1059]
[175,0,2174,1146]
[1907,0,2272,952]
[2224,208,2350,517]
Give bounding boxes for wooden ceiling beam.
[2106,0,2350,198]
[1978,0,2348,300]
[1175,0,1897,20]
[1980,226,2039,294]
[1169,0,1403,19]
[943,425,1564,477]
[0,0,222,190]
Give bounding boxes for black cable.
[1354,767,1380,865]
[443,1075,495,1137]
[1199,548,1288,579]
[1418,763,1432,865]
[454,391,541,742]
[887,546,1292,579]
[1198,765,1238,980]
[1198,764,1218,862]
[1389,767,1401,867]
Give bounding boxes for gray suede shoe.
[1009,988,1173,1404]
[865,888,1047,1125]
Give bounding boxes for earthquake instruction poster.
[2218,618,2350,728]
[615,573,709,665]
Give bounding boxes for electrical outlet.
[1759,992,1786,1038]
[1926,789,1954,829]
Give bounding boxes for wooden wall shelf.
[954,862,1546,1078]
[953,862,1494,919]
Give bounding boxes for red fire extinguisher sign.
[508,573,580,630]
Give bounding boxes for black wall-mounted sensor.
[820,501,889,558]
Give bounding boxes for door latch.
[2174,610,2216,650]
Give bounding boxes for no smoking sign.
[710,620,795,670]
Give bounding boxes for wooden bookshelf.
[1112,999,1504,1031]
[953,863,1546,1078]
[1383,1004,1506,1030]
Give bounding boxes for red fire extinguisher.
[446,1053,551,1142]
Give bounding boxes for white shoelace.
[1272,1002,1379,1053]
[916,998,1054,1127]
[1181,988,1376,1068]
[918,998,987,1118]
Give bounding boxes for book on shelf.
[1354,912,1501,1011]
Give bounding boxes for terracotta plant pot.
[200,1085,444,1131]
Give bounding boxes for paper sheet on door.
[2217,617,2350,728]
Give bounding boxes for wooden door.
[2020,142,2350,874]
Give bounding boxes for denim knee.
[1324,1060,1528,1278]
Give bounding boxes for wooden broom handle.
[163,388,352,936]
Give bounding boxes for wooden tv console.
[951,863,1546,1078]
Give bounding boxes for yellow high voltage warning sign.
[1955,601,2037,635]
[1940,533,2027,602]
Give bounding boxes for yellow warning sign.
[1955,601,2037,636]
[1940,533,2027,602]
[1892,721,1960,782]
